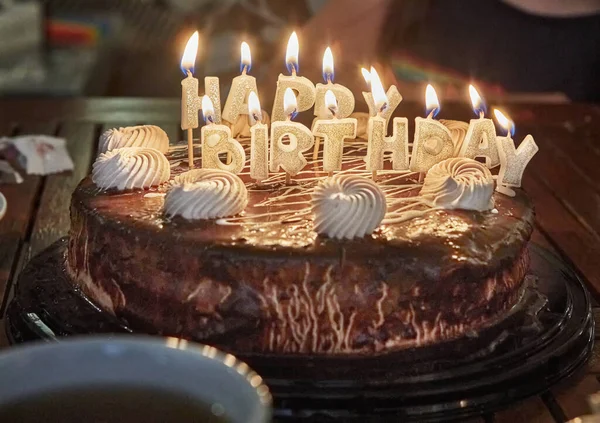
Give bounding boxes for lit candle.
[314,47,355,119]
[222,41,259,128]
[361,67,402,127]
[458,85,500,168]
[312,89,357,175]
[270,87,315,184]
[248,91,268,183]
[271,32,316,122]
[410,84,454,174]
[365,67,409,179]
[493,109,539,197]
[201,95,246,174]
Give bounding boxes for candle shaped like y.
[493,109,539,196]
[313,90,357,175]
[361,67,402,126]
[201,95,246,174]
[365,67,409,179]
[270,88,314,183]
[248,91,268,182]
[222,41,259,127]
[410,85,454,174]
[458,85,500,168]
[271,32,316,122]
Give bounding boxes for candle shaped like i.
[248,91,268,182]
[201,95,246,174]
[222,41,259,127]
[458,85,500,168]
[312,90,357,175]
[365,67,409,180]
[410,85,454,175]
[271,32,316,122]
[493,109,539,197]
[361,67,402,126]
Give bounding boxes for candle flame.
[361,67,371,88]
[493,109,515,136]
[248,91,262,125]
[370,66,388,113]
[181,31,199,75]
[469,84,487,117]
[240,41,251,73]
[322,47,334,83]
[425,84,440,118]
[285,31,299,74]
[325,89,338,117]
[283,87,298,119]
[202,95,215,123]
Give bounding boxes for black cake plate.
[5,239,594,422]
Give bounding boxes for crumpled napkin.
[5,135,74,176]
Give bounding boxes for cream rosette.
[92,147,170,191]
[164,169,248,220]
[439,119,469,156]
[312,174,387,240]
[420,157,494,211]
[98,125,169,154]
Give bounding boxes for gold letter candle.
[248,91,269,182]
[201,96,246,174]
[361,67,402,127]
[222,41,259,126]
[493,109,539,197]
[410,85,454,173]
[313,47,355,119]
[271,32,316,122]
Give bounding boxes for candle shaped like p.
[270,87,315,183]
[201,95,246,174]
[458,85,500,168]
[365,67,409,179]
[222,41,259,127]
[314,47,355,119]
[248,91,268,182]
[410,84,454,174]
[361,67,402,127]
[493,109,539,197]
[271,32,316,122]
[312,90,357,175]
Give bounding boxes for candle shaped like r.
[222,41,259,128]
[248,91,269,183]
[271,32,316,122]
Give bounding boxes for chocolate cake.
[66,139,534,356]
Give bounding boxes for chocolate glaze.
[67,143,534,355]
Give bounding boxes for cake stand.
[6,239,594,422]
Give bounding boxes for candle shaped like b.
[248,91,269,182]
[222,41,259,128]
[271,32,316,122]
[493,109,539,197]
[312,90,357,175]
[201,95,246,174]
[270,88,315,184]
[458,85,500,168]
[361,67,402,126]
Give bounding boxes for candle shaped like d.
[271,32,316,122]
[493,109,539,197]
[410,85,454,174]
[222,41,259,128]
[201,95,246,174]
[361,67,402,126]
[248,91,269,182]
[312,90,357,175]
[270,88,315,183]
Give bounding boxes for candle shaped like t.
[493,109,539,197]
[248,91,268,183]
[361,67,402,127]
[271,32,316,122]
[222,41,259,127]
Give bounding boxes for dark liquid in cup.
[0,385,232,423]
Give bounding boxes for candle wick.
[378,103,388,116]
[427,109,435,119]
[207,116,214,124]
[328,106,337,118]
[479,111,485,119]
[291,66,297,77]
[186,69,193,78]
[326,74,332,84]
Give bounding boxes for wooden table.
[0,98,599,422]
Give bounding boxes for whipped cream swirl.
[164,169,248,220]
[92,147,170,191]
[440,119,469,156]
[312,174,387,240]
[420,157,494,211]
[98,125,169,154]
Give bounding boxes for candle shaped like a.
[313,47,354,119]
[222,41,259,126]
[270,88,315,176]
[410,85,454,173]
[271,32,316,122]
[458,85,500,168]
[365,67,409,172]
[361,67,402,126]
[248,91,269,182]
[313,90,357,173]
[493,109,539,197]
[201,95,246,174]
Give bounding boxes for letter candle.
[248,91,269,183]
[271,32,316,122]
[222,41,259,127]
[493,109,539,197]
[361,67,402,126]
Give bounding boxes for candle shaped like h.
[493,109,539,197]
[248,91,269,183]
[271,32,316,122]
[361,67,402,126]
[222,41,259,127]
